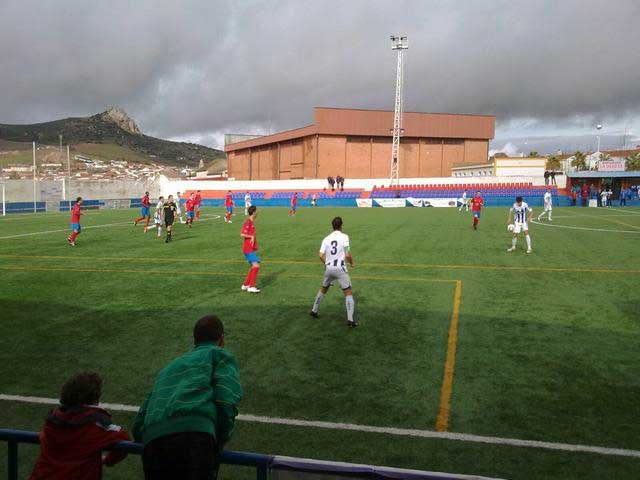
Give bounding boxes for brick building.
[224,107,495,180]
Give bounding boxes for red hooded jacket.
[29,405,130,480]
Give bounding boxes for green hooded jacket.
[132,342,243,447]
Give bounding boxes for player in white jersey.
[309,216,357,327]
[175,191,185,223]
[152,196,164,237]
[458,190,469,212]
[244,192,252,216]
[508,196,533,253]
[537,189,553,221]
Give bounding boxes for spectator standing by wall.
[327,176,335,191]
[581,183,589,206]
[550,170,556,185]
[620,188,627,207]
[133,315,243,480]
[29,372,130,480]
[544,170,550,185]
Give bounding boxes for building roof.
[566,171,640,178]
[557,148,640,161]
[224,107,495,152]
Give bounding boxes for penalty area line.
[1,393,639,459]
[0,214,222,240]
[530,220,640,234]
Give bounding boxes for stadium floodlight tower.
[390,35,408,187]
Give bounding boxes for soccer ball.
[507,224,515,233]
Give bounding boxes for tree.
[626,153,640,171]
[599,152,612,162]
[546,155,561,171]
[571,151,588,171]
[528,151,540,157]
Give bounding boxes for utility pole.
[67,145,71,202]
[390,35,408,187]
[32,141,37,213]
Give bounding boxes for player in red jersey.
[134,192,152,231]
[194,190,202,220]
[224,191,234,223]
[67,197,83,246]
[185,194,195,228]
[289,192,298,216]
[471,191,484,230]
[240,206,260,293]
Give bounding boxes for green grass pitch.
[0,206,639,479]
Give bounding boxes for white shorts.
[245,203,251,209]
[544,204,552,212]
[514,222,529,234]
[322,266,352,290]
[154,213,162,225]
[176,205,182,214]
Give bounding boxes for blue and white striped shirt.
[511,202,530,223]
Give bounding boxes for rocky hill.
[0,107,225,169]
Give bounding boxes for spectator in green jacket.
[133,315,243,480]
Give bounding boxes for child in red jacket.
[29,372,130,480]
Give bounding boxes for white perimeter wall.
[159,175,566,197]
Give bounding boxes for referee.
[162,195,178,243]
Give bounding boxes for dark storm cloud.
[1,0,639,147]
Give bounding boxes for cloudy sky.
[1,0,639,152]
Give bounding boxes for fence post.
[8,441,18,480]
[256,463,268,480]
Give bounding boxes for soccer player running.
[289,192,298,216]
[134,191,152,230]
[508,196,533,254]
[185,194,195,228]
[224,190,234,224]
[194,190,202,220]
[537,188,553,222]
[240,206,261,293]
[310,217,357,327]
[175,191,186,224]
[153,196,164,238]
[458,190,469,212]
[67,197,83,246]
[244,192,252,216]
[162,195,178,243]
[471,191,484,230]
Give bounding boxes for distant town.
[0,144,226,181]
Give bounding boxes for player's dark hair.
[516,196,523,203]
[159,196,164,200]
[193,315,224,345]
[248,205,257,215]
[60,371,102,407]
[76,197,82,202]
[145,191,149,195]
[332,216,343,230]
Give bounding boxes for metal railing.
[0,428,270,480]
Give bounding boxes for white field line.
[530,220,640,234]
[1,393,639,459]
[0,214,221,240]
[550,214,640,219]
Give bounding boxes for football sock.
[145,217,150,227]
[69,232,78,242]
[134,216,145,224]
[512,237,517,248]
[243,269,252,286]
[157,226,162,236]
[345,295,355,322]
[312,291,325,313]
[526,235,532,249]
[196,210,201,219]
[249,267,259,287]
[473,217,478,226]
